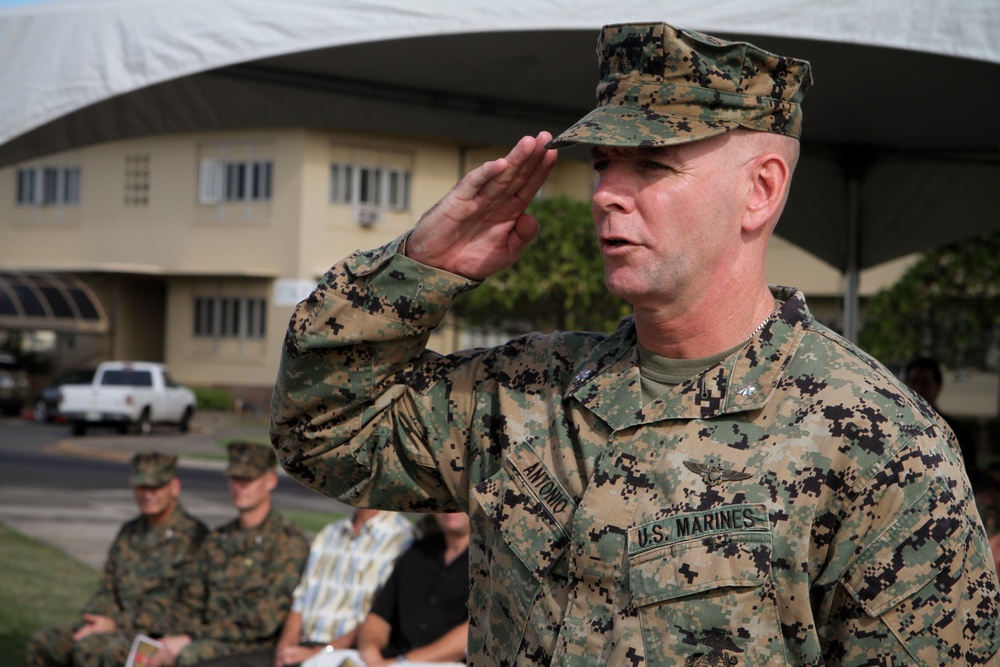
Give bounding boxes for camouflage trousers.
[24,624,131,667]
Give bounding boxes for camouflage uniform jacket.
[177,508,309,650]
[271,237,1000,667]
[84,504,207,637]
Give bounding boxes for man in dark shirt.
[356,513,469,666]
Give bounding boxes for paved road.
[0,413,352,569]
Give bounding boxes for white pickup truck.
[58,361,197,436]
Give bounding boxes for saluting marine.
[270,21,1000,667]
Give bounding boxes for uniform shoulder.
[802,321,917,392]
[176,506,209,534]
[269,510,310,543]
[207,517,240,540]
[792,320,940,430]
[408,326,618,396]
[119,513,148,532]
[483,324,633,389]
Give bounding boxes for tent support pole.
[843,171,861,343]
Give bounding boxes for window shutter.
[198,159,222,204]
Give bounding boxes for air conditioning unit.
[354,207,380,228]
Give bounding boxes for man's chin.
[604,279,642,305]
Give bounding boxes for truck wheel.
[134,409,152,435]
[70,421,86,436]
[178,407,194,433]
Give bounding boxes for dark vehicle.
[0,353,29,417]
[33,367,97,423]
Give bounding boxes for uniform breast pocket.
[628,504,788,667]
[472,443,575,664]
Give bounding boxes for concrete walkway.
[0,411,350,569]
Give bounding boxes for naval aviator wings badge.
[684,460,752,486]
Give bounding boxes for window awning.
[0,271,108,334]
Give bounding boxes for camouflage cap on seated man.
[130,451,178,487]
[548,21,813,149]
[225,441,276,479]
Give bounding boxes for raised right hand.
[405,132,557,280]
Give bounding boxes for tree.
[452,195,631,334]
[858,232,1000,376]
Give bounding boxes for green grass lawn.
[0,510,345,664]
[0,525,99,665]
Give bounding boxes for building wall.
[166,276,273,386]
[1,129,599,397]
[4,127,991,415]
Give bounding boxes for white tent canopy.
[2,0,999,338]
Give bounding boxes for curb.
[44,440,133,462]
[44,439,229,471]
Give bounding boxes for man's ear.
[264,469,279,492]
[742,153,790,233]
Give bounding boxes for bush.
[192,386,234,411]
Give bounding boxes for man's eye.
[591,160,609,172]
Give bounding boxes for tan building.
[0,127,922,409]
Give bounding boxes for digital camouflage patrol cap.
[225,441,275,479]
[548,21,813,148]
[130,451,178,487]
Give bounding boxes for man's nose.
[591,169,632,213]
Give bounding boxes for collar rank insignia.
[683,460,752,486]
[736,385,756,396]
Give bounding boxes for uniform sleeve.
[173,540,211,636]
[81,526,130,622]
[818,431,1000,665]
[270,235,482,511]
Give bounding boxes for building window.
[330,163,410,210]
[193,296,266,339]
[16,166,81,206]
[196,141,273,208]
[124,154,150,206]
[199,159,272,204]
